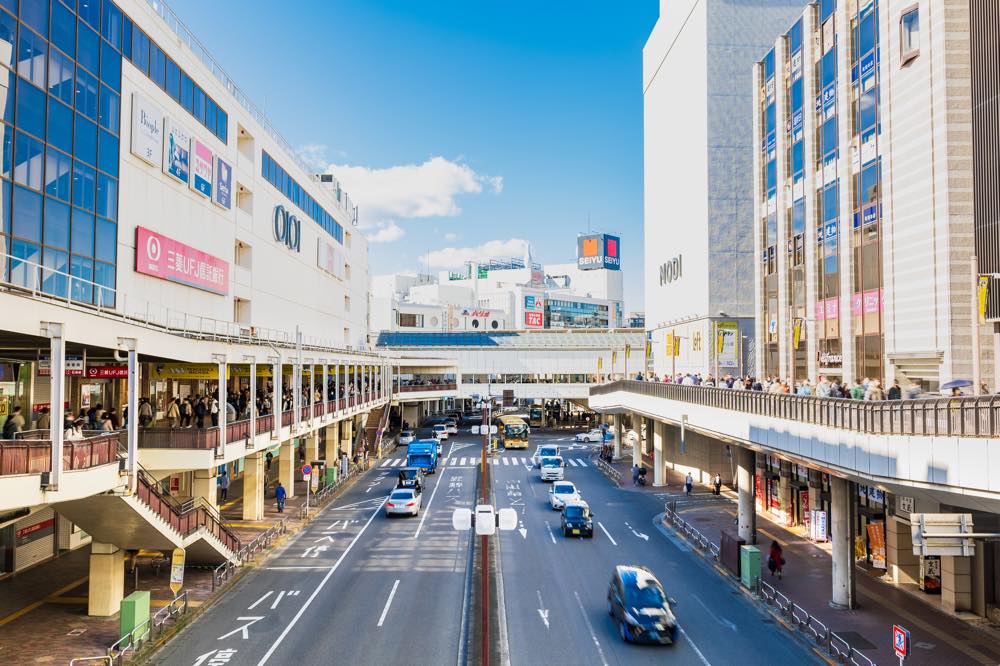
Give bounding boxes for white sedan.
[575,429,608,443]
[549,481,582,510]
[385,488,422,517]
[398,430,415,446]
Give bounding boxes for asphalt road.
[151,431,817,665]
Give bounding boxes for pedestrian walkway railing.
[103,592,189,665]
[212,516,290,590]
[593,379,1000,437]
[0,432,119,476]
[662,504,721,559]
[397,383,458,393]
[68,657,112,665]
[593,457,622,485]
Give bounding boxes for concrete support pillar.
[736,447,756,544]
[613,414,623,460]
[830,476,856,609]
[87,542,124,617]
[941,555,973,613]
[778,461,793,527]
[885,515,919,585]
[42,322,65,489]
[972,542,987,618]
[304,433,320,467]
[342,419,354,458]
[632,414,642,469]
[324,424,340,486]
[192,468,218,511]
[278,441,296,498]
[242,453,265,521]
[652,421,665,487]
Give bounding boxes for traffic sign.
[301,464,312,476]
[169,548,185,594]
[892,624,909,661]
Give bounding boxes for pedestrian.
[3,406,25,438]
[195,397,207,429]
[34,407,50,431]
[768,540,785,579]
[684,472,694,496]
[219,470,230,501]
[210,396,219,427]
[65,417,85,441]
[138,398,153,427]
[100,411,114,431]
[181,397,193,428]
[887,380,902,401]
[265,451,273,471]
[632,464,640,486]
[166,398,180,428]
[275,481,286,513]
[713,473,722,495]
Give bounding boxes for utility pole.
[480,397,490,666]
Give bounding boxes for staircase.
[359,403,391,457]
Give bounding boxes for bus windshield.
[505,424,528,437]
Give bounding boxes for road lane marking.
[566,459,578,467]
[263,566,329,570]
[246,591,272,610]
[678,626,712,666]
[692,596,736,632]
[572,591,608,666]
[256,496,387,665]
[546,521,557,544]
[502,457,509,465]
[380,459,392,467]
[218,616,265,641]
[377,579,401,627]
[597,522,617,546]
[536,590,550,629]
[413,469,447,539]
[577,459,588,467]
[270,590,286,609]
[460,457,467,466]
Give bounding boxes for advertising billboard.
[135,226,228,295]
[130,93,163,168]
[162,118,190,184]
[190,138,213,198]
[577,234,621,271]
[213,157,233,209]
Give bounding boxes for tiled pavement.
[605,449,1000,665]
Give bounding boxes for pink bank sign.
[135,226,228,295]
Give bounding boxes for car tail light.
[387,503,395,507]
[406,502,416,507]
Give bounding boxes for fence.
[0,433,120,476]
[213,516,289,591]
[662,504,875,665]
[103,592,189,665]
[593,457,622,486]
[593,380,1000,437]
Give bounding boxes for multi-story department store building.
[754,0,1000,391]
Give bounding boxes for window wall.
[759,48,779,375]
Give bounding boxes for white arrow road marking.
[377,579,401,628]
[624,521,649,541]
[246,591,272,610]
[536,590,550,629]
[518,527,527,539]
[597,522,617,546]
[217,616,264,641]
[270,591,286,610]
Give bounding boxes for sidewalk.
[604,452,1000,665]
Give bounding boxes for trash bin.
[740,545,761,590]
[720,529,746,577]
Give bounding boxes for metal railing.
[213,516,289,590]
[397,383,458,393]
[0,432,120,476]
[593,457,622,486]
[103,592,189,665]
[662,504,721,559]
[593,379,1000,437]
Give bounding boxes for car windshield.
[434,425,445,431]
[554,484,574,494]
[623,572,666,608]
[540,447,558,456]
[564,505,588,518]
[390,490,414,500]
[542,458,561,467]
[401,431,412,437]
[400,470,417,479]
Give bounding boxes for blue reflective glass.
[71,158,93,210]
[859,88,876,132]
[766,159,776,190]
[100,0,119,48]
[70,253,92,302]
[47,47,73,104]
[0,67,15,124]
[822,117,837,155]
[130,26,148,74]
[822,49,836,87]
[50,0,75,55]
[77,22,99,73]
[0,179,8,236]
[100,38,118,90]
[19,0,47,37]
[10,237,40,287]
[791,141,803,174]
[0,9,16,70]
[94,258,112,305]
[192,84,203,122]
[0,0,15,18]
[792,199,806,234]
[165,57,179,100]
[43,195,69,246]
[790,79,803,112]
[120,14,130,59]
[765,103,775,134]
[820,0,835,22]
[73,112,96,164]
[13,130,42,189]
[75,65,97,119]
[77,0,98,29]
[96,126,115,175]
[44,146,69,199]
[179,70,191,111]
[42,247,68,296]
[94,214,113,260]
[824,184,839,222]
[0,126,11,179]
[95,169,113,218]
[17,25,45,87]
[46,96,71,153]
[149,42,164,89]
[861,162,879,205]
[12,182,41,239]
[70,205,93,255]
[206,96,217,135]
[97,83,116,132]
[217,108,226,142]
[857,12,875,59]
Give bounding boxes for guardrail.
[212,516,289,590]
[103,592,189,665]
[0,433,120,476]
[593,379,1000,437]
[662,503,874,665]
[69,657,112,665]
[593,457,622,486]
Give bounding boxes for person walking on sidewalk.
[713,473,722,495]
[275,481,286,512]
[768,540,785,579]
[219,470,230,501]
[684,472,694,496]
[632,464,640,486]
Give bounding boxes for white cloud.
[425,238,528,269]
[295,143,330,172]
[326,156,502,227]
[443,232,458,241]
[365,222,405,244]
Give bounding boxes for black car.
[607,565,679,645]
[561,500,594,538]
[395,467,425,493]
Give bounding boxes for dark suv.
[395,467,425,493]
[560,500,594,538]
[607,565,678,645]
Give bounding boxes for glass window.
[10,238,40,288]
[19,0,47,38]
[77,0,99,29]
[101,0,121,48]
[44,146,70,199]
[12,182,41,240]
[860,162,879,205]
[97,83,116,132]
[0,0,13,17]
[149,42,165,89]
[94,258,113,305]
[47,47,73,104]
[70,205,93,255]
[792,199,806,234]
[130,26,148,74]
[16,24,45,87]
[192,83,203,122]
[121,14,130,59]
[0,179,7,235]
[71,158,94,210]
[789,78,802,112]
[51,0,75,55]
[70,253,92,302]
[0,67,15,124]
[94,215,113,260]
[165,57,179,100]
[96,126,115,175]
[0,9,16,70]
[205,96,217,135]
[73,112,96,164]
[100,39,119,90]
[857,11,875,58]
[179,70,191,111]
[44,196,69,247]
[824,184,839,222]
[821,48,836,87]
[95,170,113,218]
[13,131,42,189]
[42,247,68,296]
[0,125,11,179]
[45,97,71,152]
[791,140,803,175]
[822,117,837,156]
[75,65,97,119]
[217,108,227,143]
[77,22,99,73]
[858,88,876,133]
[901,9,919,59]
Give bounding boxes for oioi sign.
[273,205,301,252]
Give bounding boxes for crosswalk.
[378,456,591,468]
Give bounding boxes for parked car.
[561,500,594,538]
[548,481,580,509]
[607,565,678,645]
[575,429,607,443]
[385,488,422,517]
[398,430,415,446]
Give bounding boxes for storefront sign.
[819,351,843,365]
[169,548,186,594]
[524,311,543,328]
[0,395,7,417]
[801,490,810,531]
[577,233,620,271]
[851,293,863,317]
[659,254,682,285]
[162,118,190,184]
[273,205,301,252]
[716,321,739,368]
[897,495,914,515]
[16,517,54,546]
[86,365,128,379]
[150,364,224,380]
[135,226,228,295]
[524,295,541,310]
[130,93,163,167]
[461,309,492,318]
[38,355,84,376]
[755,473,764,512]
[919,555,941,593]
[317,239,345,279]
[213,157,233,209]
[868,521,887,569]
[809,510,828,542]
[190,138,213,198]
[824,298,839,320]
[863,288,882,314]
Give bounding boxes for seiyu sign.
[273,205,301,252]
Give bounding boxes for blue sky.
[170,0,659,310]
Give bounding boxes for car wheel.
[619,621,629,643]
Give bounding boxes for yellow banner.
[624,344,631,360]
[792,318,803,350]
[611,351,618,367]
[665,332,679,357]
[597,357,603,372]
[150,364,224,380]
[978,275,989,324]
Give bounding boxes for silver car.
[385,488,422,517]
